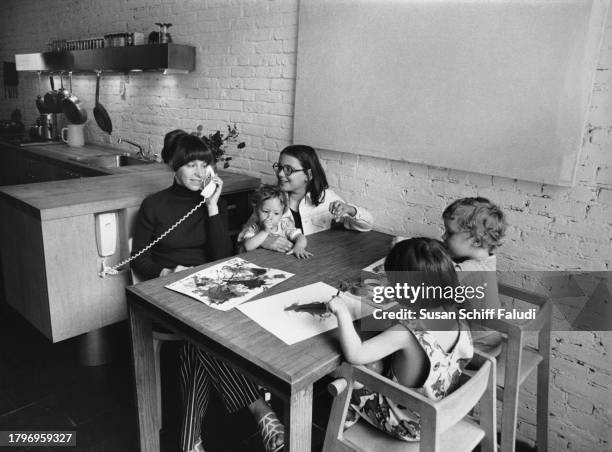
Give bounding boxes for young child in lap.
[442,196,507,355]
[328,238,473,442]
[238,184,311,258]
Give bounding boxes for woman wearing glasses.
[263,144,373,252]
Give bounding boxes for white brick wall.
[1,0,610,449]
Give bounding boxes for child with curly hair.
[442,196,507,354]
[238,184,312,259]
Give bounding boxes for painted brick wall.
[0,0,610,449]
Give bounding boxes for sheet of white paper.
[237,282,376,345]
[165,257,293,311]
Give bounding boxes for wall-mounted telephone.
[95,212,117,257]
[99,167,218,277]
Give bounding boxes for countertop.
[0,140,260,221]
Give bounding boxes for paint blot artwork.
[165,257,294,311]
[238,282,376,345]
[283,280,355,318]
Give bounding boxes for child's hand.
[262,218,274,233]
[286,244,313,259]
[261,235,293,253]
[327,295,349,316]
[329,201,357,219]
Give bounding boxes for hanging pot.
[35,72,46,114]
[62,72,88,124]
[93,71,112,135]
[43,75,58,113]
[56,72,70,113]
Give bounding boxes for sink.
[69,154,155,168]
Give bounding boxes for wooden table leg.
[284,385,314,452]
[128,302,159,452]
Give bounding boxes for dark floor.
[0,300,330,452]
[0,300,542,452]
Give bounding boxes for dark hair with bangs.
[279,145,329,206]
[161,129,188,164]
[252,184,289,213]
[385,237,459,308]
[168,134,216,171]
[442,197,507,251]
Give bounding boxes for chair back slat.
[433,359,492,432]
[324,348,497,452]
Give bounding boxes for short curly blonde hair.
[251,184,289,213]
[442,197,507,251]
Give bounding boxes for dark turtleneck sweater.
[131,181,233,280]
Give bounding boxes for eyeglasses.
[272,162,307,176]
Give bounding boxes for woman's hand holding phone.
[205,175,223,204]
[202,167,223,216]
[200,166,217,199]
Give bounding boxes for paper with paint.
[165,257,293,311]
[237,281,376,345]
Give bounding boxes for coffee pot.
[29,114,55,141]
[39,114,54,140]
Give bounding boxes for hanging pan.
[93,71,112,134]
[43,74,58,113]
[62,72,88,124]
[56,72,70,113]
[35,72,46,114]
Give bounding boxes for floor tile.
[66,407,137,452]
[0,399,76,431]
[2,360,77,408]
[0,389,16,416]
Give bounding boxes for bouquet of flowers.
[192,123,245,168]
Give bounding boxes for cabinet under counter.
[0,164,259,342]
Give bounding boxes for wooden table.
[127,229,391,452]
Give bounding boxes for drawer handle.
[227,204,237,210]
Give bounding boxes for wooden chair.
[128,238,181,431]
[476,283,552,452]
[322,351,497,452]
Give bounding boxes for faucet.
[117,137,145,159]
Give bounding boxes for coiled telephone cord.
[99,198,207,278]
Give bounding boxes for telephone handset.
[99,166,218,277]
[200,166,217,199]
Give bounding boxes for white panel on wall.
[294,0,608,186]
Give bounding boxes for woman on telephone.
[131,132,284,452]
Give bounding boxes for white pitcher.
[61,124,85,147]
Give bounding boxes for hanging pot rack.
[14,43,195,75]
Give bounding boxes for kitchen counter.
[0,139,260,342]
[0,140,258,220]
[1,139,162,175]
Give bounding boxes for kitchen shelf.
[14,43,195,74]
